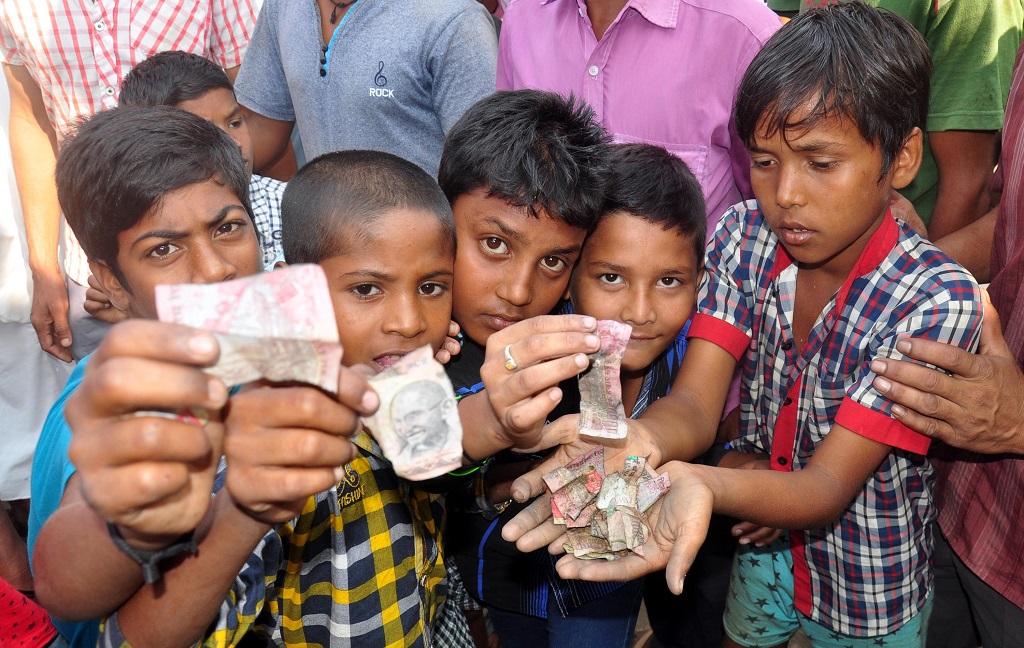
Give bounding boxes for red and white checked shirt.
[0,0,258,282]
[691,202,982,636]
[935,39,1024,611]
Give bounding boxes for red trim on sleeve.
[688,313,750,361]
[834,398,931,455]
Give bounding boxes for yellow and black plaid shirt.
[101,433,472,648]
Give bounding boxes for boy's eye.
[658,277,682,287]
[599,273,622,285]
[482,237,508,254]
[216,221,244,236]
[810,160,838,170]
[419,282,447,296]
[148,242,180,260]
[541,256,567,272]
[228,119,244,129]
[352,284,382,297]
[751,158,775,169]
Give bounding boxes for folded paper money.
[543,446,670,560]
[363,346,464,480]
[578,320,632,439]
[155,264,343,392]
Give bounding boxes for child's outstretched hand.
[223,365,379,525]
[434,320,462,364]
[554,461,714,595]
[66,320,230,546]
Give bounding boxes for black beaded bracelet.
[107,522,198,584]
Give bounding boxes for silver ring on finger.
[503,343,519,372]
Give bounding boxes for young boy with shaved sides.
[27,107,377,648]
[507,5,982,648]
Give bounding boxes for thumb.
[52,305,73,349]
[980,288,1012,357]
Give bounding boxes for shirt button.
[95,20,105,31]
[777,456,788,466]
[781,340,793,351]
[104,86,115,96]
[319,68,327,77]
[784,397,793,406]
[588,65,599,77]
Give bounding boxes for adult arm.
[933,203,997,282]
[242,107,295,178]
[871,296,1024,455]
[925,130,998,240]
[4,63,71,361]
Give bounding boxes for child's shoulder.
[885,220,981,304]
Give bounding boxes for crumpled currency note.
[543,446,670,560]
[363,345,464,480]
[578,320,632,439]
[155,264,343,392]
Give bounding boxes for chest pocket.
[130,0,210,55]
[612,133,709,189]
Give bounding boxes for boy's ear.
[890,127,924,191]
[91,261,132,312]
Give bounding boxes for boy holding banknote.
[29,111,467,646]
[508,5,984,647]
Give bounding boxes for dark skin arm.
[933,204,997,283]
[241,107,296,179]
[926,130,999,240]
[871,293,1024,455]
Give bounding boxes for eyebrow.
[590,260,694,276]
[132,204,245,246]
[480,217,528,246]
[748,140,843,155]
[339,268,455,282]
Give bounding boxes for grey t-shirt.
[235,0,497,176]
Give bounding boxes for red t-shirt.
[0,578,57,647]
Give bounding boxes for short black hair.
[56,105,252,279]
[438,90,611,230]
[735,1,931,178]
[602,143,706,267]
[282,150,456,264]
[120,50,234,108]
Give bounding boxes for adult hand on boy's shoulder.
[872,293,1024,455]
[66,320,230,546]
[888,190,928,237]
[553,461,714,595]
[222,365,380,524]
[475,315,600,451]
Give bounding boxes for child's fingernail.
[870,360,886,374]
[739,537,749,545]
[550,388,562,401]
[874,377,891,393]
[60,337,72,347]
[585,334,599,347]
[361,389,380,412]
[896,340,912,354]
[208,379,228,405]
[188,332,217,357]
[581,316,596,328]
[575,353,589,368]
[731,528,742,536]
[334,467,345,483]
[892,405,906,417]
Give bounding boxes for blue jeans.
[486,579,644,648]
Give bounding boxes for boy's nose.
[194,246,237,284]
[384,293,427,337]
[775,166,805,209]
[622,288,655,326]
[495,263,533,307]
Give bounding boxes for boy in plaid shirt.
[507,4,982,647]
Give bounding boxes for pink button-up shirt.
[497,0,780,235]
